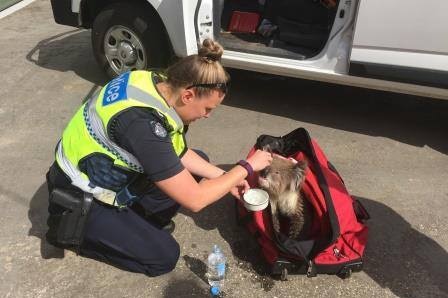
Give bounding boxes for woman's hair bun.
[198,39,224,63]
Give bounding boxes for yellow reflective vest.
[55,71,186,205]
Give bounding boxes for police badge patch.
[150,121,167,138]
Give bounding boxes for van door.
[195,0,214,45]
[349,0,448,89]
[195,0,358,81]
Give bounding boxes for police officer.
[46,39,272,276]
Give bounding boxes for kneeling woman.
[46,39,272,276]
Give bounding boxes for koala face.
[258,156,307,197]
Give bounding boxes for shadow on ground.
[28,182,65,259]
[26,29,108,88]
[162,277,209,298]
[357,196,448,297]
[225,69,448,155]
[183,190,448,297]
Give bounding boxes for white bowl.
[243,188,269,211]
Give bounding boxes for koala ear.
[295,160,308,173]
[291,160,307,190]
[290,175,300,191]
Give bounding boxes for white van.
[50,0,448,99]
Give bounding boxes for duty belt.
[56,140,119,206]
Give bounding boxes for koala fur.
[258,155,308,239]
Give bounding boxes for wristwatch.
[236,160,254,177]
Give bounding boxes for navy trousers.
[80,199,180,276]
[76,149,209,276]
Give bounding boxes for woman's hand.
[246,149,273,171]
[230,179,250,200]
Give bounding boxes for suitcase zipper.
[333,247,348,259]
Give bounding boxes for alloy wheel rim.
[104,25,147,75]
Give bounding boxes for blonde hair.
[165,39,230,97]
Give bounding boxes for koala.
[258,155,309,239]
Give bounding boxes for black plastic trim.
[194,0,202,45]
[271,257,364,276]
[314,259,363,274]
[349,61,448,89]
[50,0,79,27]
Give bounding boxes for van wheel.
[92,2,171,78]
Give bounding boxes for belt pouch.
[49,189,93,248]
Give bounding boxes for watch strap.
[236,160,254,177]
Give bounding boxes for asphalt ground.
[0,1,447,297]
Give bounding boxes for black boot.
[130,203,176,233]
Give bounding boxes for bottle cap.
[210,286,220,296]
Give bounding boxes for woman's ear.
[180,88,195,105]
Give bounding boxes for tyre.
[92,2,171,78]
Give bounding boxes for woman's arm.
[180,149,224,179]
[155,150,272,212]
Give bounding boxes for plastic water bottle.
[207,244,226,296]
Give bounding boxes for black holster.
[49,188,93,250]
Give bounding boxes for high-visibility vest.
[55,71,186,206]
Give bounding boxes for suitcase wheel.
[280,267,288,281]
[337,268,352,279]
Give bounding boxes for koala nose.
[259,168,268,178]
